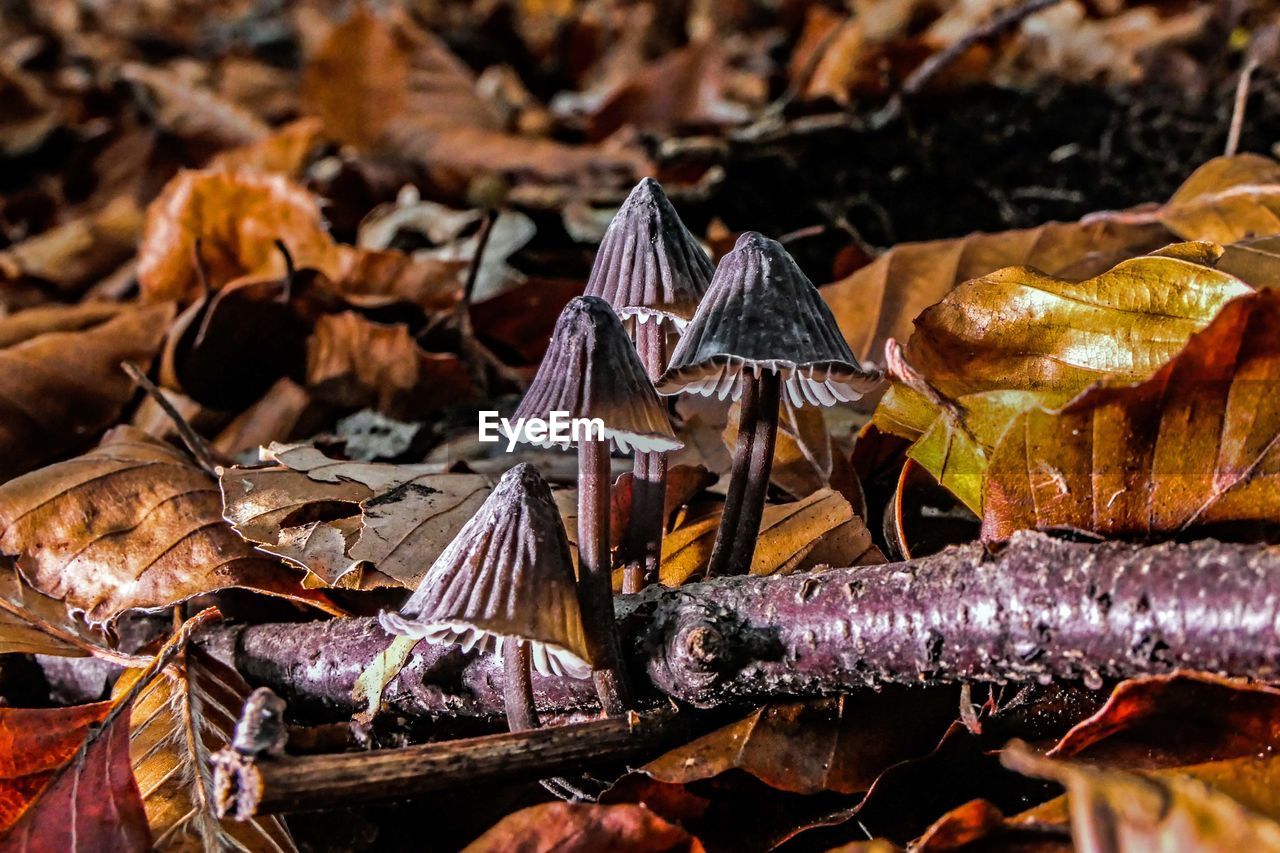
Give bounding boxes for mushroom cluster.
[381,179,881,733]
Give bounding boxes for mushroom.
[508,295,680,713]
[584,178,713,593]
[657,232,883,577]
[378,463,590,731]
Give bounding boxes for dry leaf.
[115,645,296,851]
[658,488,882,586]
[0,560,114,659]
[0,196,143,296]
[1003,741,1280,852]
[0,700,112,832]
[1158,154,1280,245]
[820,217,1173,363]
[0,301,174,482]
[641,688,961,796]
[137,169,335,304]
[463,802,704,853]
[873,244,1252,514]
[351,635,420,725]
[982,288,1280,540]
[208,118,325,179]
[220,444,491,589]
[0,427,328,624]
[118,62,270,154]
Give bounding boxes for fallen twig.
[197,532,1280,719]
[213,708,685,818]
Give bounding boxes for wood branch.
[213,709,685,818]
[197,532,1280,720]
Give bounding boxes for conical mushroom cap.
[657,232,883,407]
[378,464,591,678]
[509,296,681,453]
[583,178,713,328]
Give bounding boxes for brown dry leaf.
[659,488,882,586]
[1158,154,1280,245]
[463,802,704,853]
[640,689,961,796]
[583,40,751,141]
[137,169,336,304]
[211,378,310,459]
[220,443,490,589]
[115,644,295,851]
[306,311,474,419]
[0,196,144,296]
[873,243,1252,515]
[0,427,330,624]
[609,463,717,547]
[820,217,1173,363]
[1003,741,1280,852]
[300,5,499,151]
[982,287,1280,540]
[321,248,465,314]
[207,118,325,179]
[0,560,116,659]
[0,301,174,482]
[118,62,270,154]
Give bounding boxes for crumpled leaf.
[658,488,882,586]
[0,427,328,624]
[0,301,174,482]
[463,802,704,853]
[118,62,270,154]
[820,217,1173,363]
[0,196,144,296]
[640,688,962,796]
[207,118,325,179]
[1003,741,1280,852]
[982,287,1280,540]
[137,169,335,304]
[873,244,1252,514]
[220,443,490,589]
[0,560,115,659]
[115,644,295,851]
[306,311,475,418]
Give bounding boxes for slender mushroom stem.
[577,437,633,714]
[621,319,669,593]
[707,370,782,577]
[503,640,539,732]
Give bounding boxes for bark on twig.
[214,710,684,818]
[197,533,1280,720]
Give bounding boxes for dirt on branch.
[197,531,1280,721]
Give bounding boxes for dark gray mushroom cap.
[509,295,681,453]
[583,178,713,328]
[378,463,591,678]
[657,232,883,407]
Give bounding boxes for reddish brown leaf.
[0,701,111,832]
[0,302,174,482]
[463,802,704,853]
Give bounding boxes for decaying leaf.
[220,443,490,588]
[873,244,1252,514]
[0,196,144,296]
[1003,741,1280,852]
[116,645,296,851]
[641,689,962,796]
[983,288,1280,539]
[0,427,328,624]
[463,802,704,853]
[0,302,174,482]
[820,218,1173,363]
[351,635,420,725]
[0,560,116,659]
[658,488,882,586]
[306,311,474,418]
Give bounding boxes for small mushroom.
[584,178,714,593]
[378,463,591,731]
[508,295,680,713]
[657,232,883,577]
